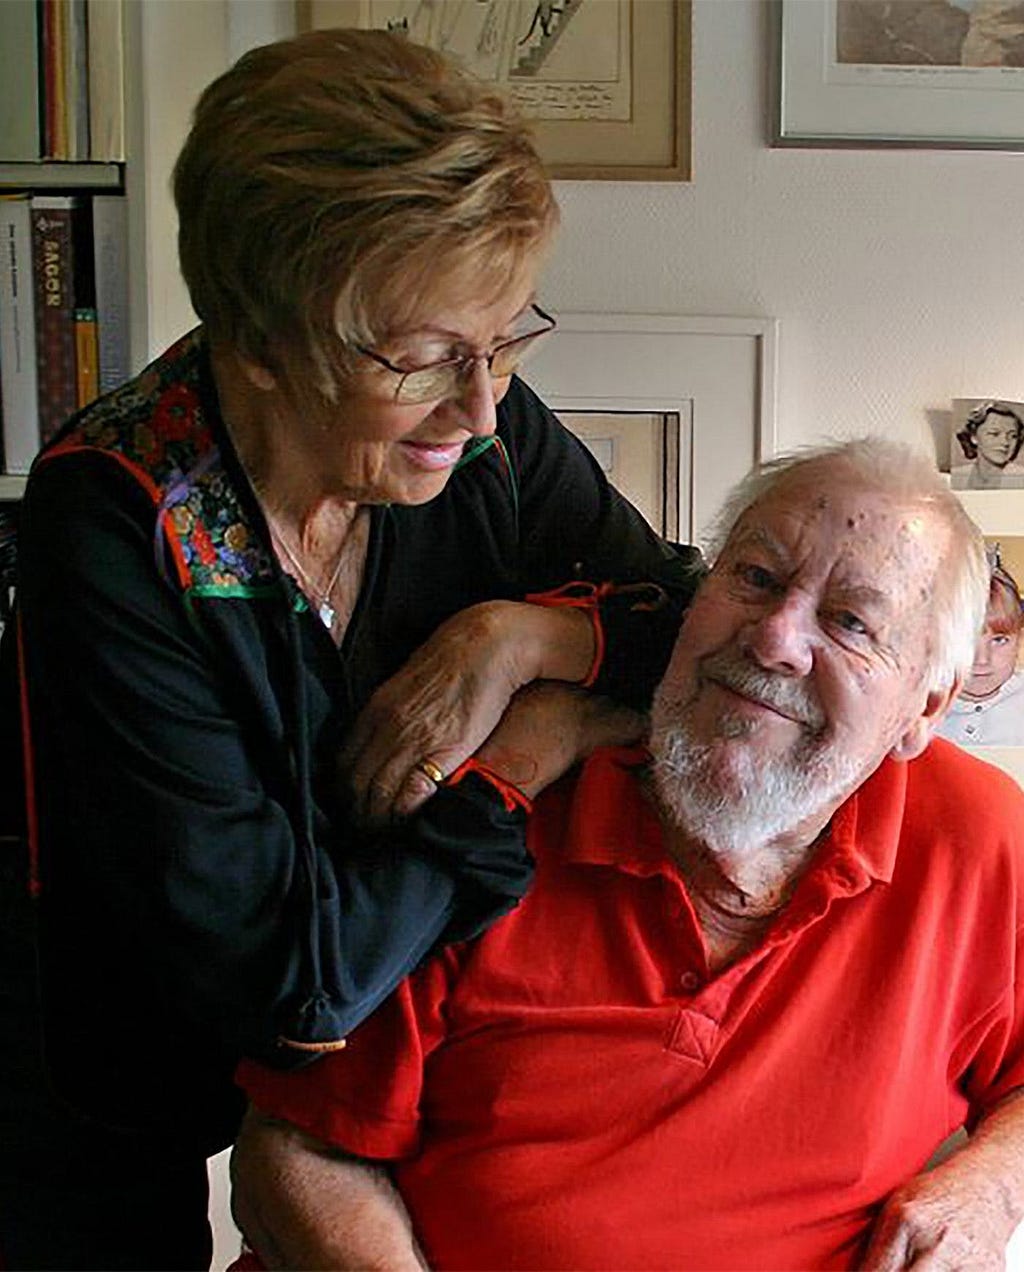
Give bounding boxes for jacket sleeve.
[499,377,705,708]
[14,455,531,1126]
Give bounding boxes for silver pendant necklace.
[269,525,346,630]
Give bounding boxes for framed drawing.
[297,0,692,179]
[560,411,680,539]
[522,313,778,544]
[774,0,1024,149]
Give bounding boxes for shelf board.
[0,161,123,191]
[0,475,28,500]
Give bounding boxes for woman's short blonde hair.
[173,27,559,392]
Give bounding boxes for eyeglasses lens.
[396,331,550,404]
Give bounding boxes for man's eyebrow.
[828,581,892,611]
[728,525,790,565]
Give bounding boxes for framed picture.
[560,411,681,539]
[774,0,1024,150]
[524,313,778,543]
[297,0,692,179]
[950,398,1024,491]
[940,513,1024,786]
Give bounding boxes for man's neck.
[659,816,829,974]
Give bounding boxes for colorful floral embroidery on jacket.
[42,330,277,597]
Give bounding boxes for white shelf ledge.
[0,475,28,500]
[0,161,123,190]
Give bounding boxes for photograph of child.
[937,544,1024,747]
[950,399,1024,490]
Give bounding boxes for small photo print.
[936,539,1024,749]
[950,399,1024,490]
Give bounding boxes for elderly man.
[232,438,1024,1270]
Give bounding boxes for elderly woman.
[0,27,699,1272]
[938,562,1024,745]
[952,401,1024,489]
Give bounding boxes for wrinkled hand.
[475,682,645,801]
[861,1155,1018,1271]
[341,602,530,824]
[341,600,596,824]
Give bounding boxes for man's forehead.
[724,476,945,584]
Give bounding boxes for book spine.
[0,1,42,160]
[0,198,41,474]
[41,0,63,158]
[31,196,78,444]
[86,0,123,160]
[74,307,98,408]
[66,0,90,161]
[90,194,129,391]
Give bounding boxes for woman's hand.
[341,601,595,824]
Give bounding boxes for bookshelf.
[0,0,250,484]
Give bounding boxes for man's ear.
[889,676,963,762]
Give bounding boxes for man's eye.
[735,563,777,590]
[835,611,869,635]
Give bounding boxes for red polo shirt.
[239,741,1024,1270]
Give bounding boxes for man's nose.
[741,592,815,678]
[440,359,498,437]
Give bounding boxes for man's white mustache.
[701,651,826,731]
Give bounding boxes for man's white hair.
[700,438,989,694]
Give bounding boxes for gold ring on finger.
[415,759,445,785]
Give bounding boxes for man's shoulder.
[528,746,662,872]
[903,738,1024,842]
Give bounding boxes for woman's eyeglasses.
[356,303,557,405]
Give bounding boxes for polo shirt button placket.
[679,970,702,994]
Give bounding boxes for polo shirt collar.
[561,745,909,887]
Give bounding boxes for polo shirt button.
[679,971,701,992]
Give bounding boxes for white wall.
[544,0,1024,464]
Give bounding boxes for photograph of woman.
[937,553,1024,746]
[951,399,1024,490]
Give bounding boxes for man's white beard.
[649,668,862,860]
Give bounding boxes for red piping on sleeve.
[444,758,533,815]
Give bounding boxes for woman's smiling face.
[974,414,1021,469]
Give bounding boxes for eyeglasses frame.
[355,303,557,404]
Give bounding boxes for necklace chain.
[269,524,347,629]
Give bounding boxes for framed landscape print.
[775,0,1024,149]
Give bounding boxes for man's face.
[650,468,951,854]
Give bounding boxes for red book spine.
[31,197,79,443]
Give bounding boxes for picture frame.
[559,411,681,540]
[774,0,1024,150]
[524,313,778,543]
[949,398,1024,491]
[941,504,1024,787]
[296,0,692,180]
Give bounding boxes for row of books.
[0,193,129,475]
[0,0,125,163]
